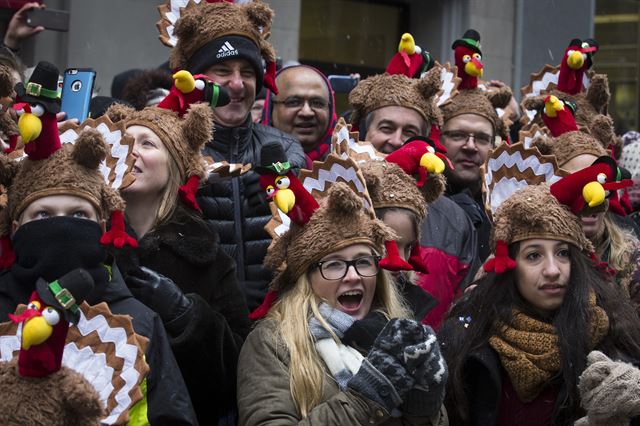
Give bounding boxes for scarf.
[308,303,364,390]
[11,217,110,287]
[489,293,610,402]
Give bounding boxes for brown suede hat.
[106,103,213,181]
[263,182,396,294]
[440,87,511,139]
[349,67,443,130]
[492,183,593,253]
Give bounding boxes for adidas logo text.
[217,41,239,59]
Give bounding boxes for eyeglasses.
[272,96,329,111]
[442,130,494,147]
[313,255,381,280]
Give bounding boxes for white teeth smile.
[341,290,362,296]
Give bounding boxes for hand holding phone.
[61,68,96,123]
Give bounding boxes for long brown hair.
[442,243,640,425]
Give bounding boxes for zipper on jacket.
[230,129,246,281]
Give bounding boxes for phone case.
[26,8,70,32]
[61,69,96,123]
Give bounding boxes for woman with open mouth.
[439,184,640,426]
[237,182,448,425]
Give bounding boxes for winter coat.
[237,319,448,426]
[117,208,251,424]
[197,116,306,311]
[0,264,198,426]
[419,196,480,329]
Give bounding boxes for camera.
[71,80,82,92]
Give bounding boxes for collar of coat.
[138,214,220,266]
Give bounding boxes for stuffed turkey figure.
[157,69,230,117]
[385,32,435,78]
[12,61,62,160]
[0,269,105,425]
[557,38,598,95]
[452,29,484,90]
[256,141,319,225]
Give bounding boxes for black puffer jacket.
[197,117,305,311]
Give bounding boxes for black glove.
[342,311,388,354]
[243,172,265,210]
[125,266,193,335]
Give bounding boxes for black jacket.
[117,209,251,424]
[197,117,306,311]
[0,264,198,426]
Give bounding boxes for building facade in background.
[2,0,637,132]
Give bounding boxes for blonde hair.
[268,267,410,418]
[154,150,183,227]
[598,213,639,273]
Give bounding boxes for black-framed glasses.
[272,96,329,111]
[442,130,494,147]
[313,255,382,280]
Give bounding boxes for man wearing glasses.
[440,89,511,262]
[265,65,336,166]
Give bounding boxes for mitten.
[342,311,388,354]
[347,318,421,413]
[577,350,640,425]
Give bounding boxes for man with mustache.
[170,1,306,311]
[265,65,336,167]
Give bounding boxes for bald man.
[264,65,337,163]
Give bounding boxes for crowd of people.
[0,1,639,425]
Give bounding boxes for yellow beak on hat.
[420,152,445,175]
[567,50,585,70]
[582,181,606,208]
[173,70,196,94]
[18,113,42,144]
[21,316,53,350]
[274,188,295,214]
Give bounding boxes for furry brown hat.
[533,129,608,168]
[263,182,396,294]
[1,130,125,229]
[440,87,511,139]
[106,102,214,211]
[521,71,619,155]
[362,160,428,220]
[348,67,443,130]
[492,183,593,253]
[106,103,212,181]
[166,0,278,93]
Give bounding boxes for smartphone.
[328,75,359,94]
[26,8,70,32]
[61,68,96,122]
